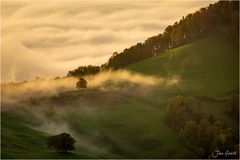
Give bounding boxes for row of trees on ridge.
[67,1,238,77]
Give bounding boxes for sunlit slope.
[127,36,239,94]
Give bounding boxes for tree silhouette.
[76,78,87,90]
[101,1,239,70]
[67,65,100,77]
[47,133,76,153]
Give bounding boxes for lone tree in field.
[76,77,87,90]
[47,133,76,153]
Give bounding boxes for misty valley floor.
[1,87,238,159]
[1,88,198,159]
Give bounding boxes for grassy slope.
[1,112,95,159]
[1,92,197,159]
[127,35,239,129]
[127,35,238,95]
[65,94,197,158]
[2,36,238,158]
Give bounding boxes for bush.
[167,96,203,130]
[47,133,76,153]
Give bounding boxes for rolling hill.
[127,35,239,130]
[127,35,238,95]
[1,35,238,159]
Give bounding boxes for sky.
[1,0,217,82]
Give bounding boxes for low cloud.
[2,0,215,82]
[1,69,180,155]
[1,70,180,107]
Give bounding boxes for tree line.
[67,65,100,77]
[67,0,238,77]
[166,96,239,159]
[103,0,239,70]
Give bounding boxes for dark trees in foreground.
[167,96,239,158]
[47,133,76,153]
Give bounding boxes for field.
[1,36,238,158]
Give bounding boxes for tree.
[67,65,100,77]
[179,121,198,146]
[167,96,203,131]
[47,133,76,153]
[76,78,87,90]
[102,1,239,70]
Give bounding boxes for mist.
[2,0,215,82]
[1,69,180,133]
[1,69,179,145]
[1,68,182,158]
[1,70,180,106]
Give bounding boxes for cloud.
[1,0,216,82]
[1,70,180,106]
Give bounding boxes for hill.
[1,0,239,158]
[2,35,238,159]
[1,89,197,159]
[127,35,239,130]
[1,113,95,159]
[67,0,238,77]
[127,35,238,95]
[101,0,239,70]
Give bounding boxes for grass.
[1,93,197,159]
[64,95,197,158]
[199,98,239,130]
[1,35,238,158]
[127,35,239,132]
[127,35,238,95]
[1,112,96,159]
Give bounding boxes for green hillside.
[127,35,239,130]
[127,36,239,95]
[1,90,197,159]
[1,110,98,159]
[2,36,238,159]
